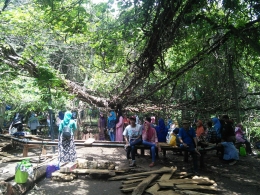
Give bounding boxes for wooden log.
[175,184,217,191]
[132,174,158,195]
[109,167,172,181]
[8,165,48,195]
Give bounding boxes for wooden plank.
[126,176,147,180]
[146,183,180,195]
[155,191,180,195]
[158,179,214,188]
[121,182,141,189]
[158,167,177,181]
[132,174,158,195]
[179,190,216,195]
[179,173,194,179]
[109,167,172,181]
[122,178,144,184]
[146,183,160,194]
[175,184,217,191]
[121,186,136,193]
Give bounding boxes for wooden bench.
[134,142,217,168]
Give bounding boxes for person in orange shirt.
[196,120,205,142]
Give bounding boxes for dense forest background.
[1,0,260,140]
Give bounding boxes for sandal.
[149,162,155,167]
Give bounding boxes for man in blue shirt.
[178,119,200,174]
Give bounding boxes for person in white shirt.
[123,116,142,167]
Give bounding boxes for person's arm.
[193,137,198,148]
[179,137,188,147]
[154,129,161,151]
[123,128,129,144]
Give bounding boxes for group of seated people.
[123,114,254,172]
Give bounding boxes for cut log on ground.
[132,174,159,195]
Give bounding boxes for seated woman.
[196,120,207,147]
[218,141,239,165]
[142,121,161,167]
[155,118,168,142]
[235,124,254,155]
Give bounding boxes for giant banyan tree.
[1,0,260,121]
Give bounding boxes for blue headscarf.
[212,117,221,130]
[108,111,116,122]
[167,119,172,129]
[59,111,64,120]
[212,117,222,138]
[63,111,72,126]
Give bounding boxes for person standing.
[178,119,200,174]
[155,118,168,142]
[28,113,39,135]
[123,114,130,129]
[98,112,106,140]
[123,116,142,167]
[107,110,116,141]
[58,111,77,163]
[116,111,124,141]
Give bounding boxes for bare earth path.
[2,144,260,195]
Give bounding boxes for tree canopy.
[1,0,260,123]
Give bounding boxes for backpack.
[62,125,71,140]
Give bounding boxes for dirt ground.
[2,143,260,195]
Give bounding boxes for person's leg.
[190,150,198,172]
[244,140,252,154]
[129,138,142,165]
[143,140,156,166]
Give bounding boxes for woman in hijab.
[107,110,116,141]
[58,111,77,163]
[212,117,222,142]
[116,111,124,141]
[98,112,106,140]
[142,121,161,167]
[155,118,168,142]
